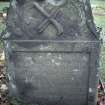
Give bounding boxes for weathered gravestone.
[2,0,100,105]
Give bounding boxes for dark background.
[0,0,9,1]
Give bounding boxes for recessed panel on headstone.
[8,52,89,105]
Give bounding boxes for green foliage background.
[0,2,8,33]
[91,0,105,81]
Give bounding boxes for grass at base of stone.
[91,0,105,9]
[9,97,25,105]
[94,15,105,32]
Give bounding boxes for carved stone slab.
[3,0,100,105]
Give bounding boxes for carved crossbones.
[33,2,63,36]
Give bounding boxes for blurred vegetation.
[0,2,9,33]
[0,2,9,11]
[91,0,105,31]
[91,0,105,81]
[10,97,25,105]
[0,2,9,49]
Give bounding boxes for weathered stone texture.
[2,0,100,105]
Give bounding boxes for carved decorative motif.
[34,2,63,36]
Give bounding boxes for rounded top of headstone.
[5,0,98,41]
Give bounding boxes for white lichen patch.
[96,73,99,77]
[55,62,61,66]
[73,69,80,72]
[47,53,52,56]
[71,77,74,81]
[11,83,17,90]
[24,57,34,65]
[51,59,55,63]
[39,56,43,59]
[75,33,79,37]
[58,55,62,60]
[89,88,93,93]
[40,45,52,50]
[82,56,88,62]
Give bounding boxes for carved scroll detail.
[34,2,63,36]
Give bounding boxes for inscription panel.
[9,52,89,105]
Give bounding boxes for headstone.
[2,0,100,105]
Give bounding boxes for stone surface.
[2,0,100,105]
